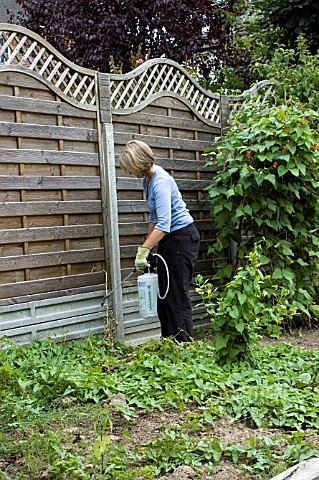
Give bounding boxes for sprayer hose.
[152,253,169,300]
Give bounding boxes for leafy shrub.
[197,246,263,363]
[196,244,306,362]
[205,102,319,321]
[255,36,319,109]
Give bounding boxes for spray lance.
[101,253,169,319]
[100,269,136,307]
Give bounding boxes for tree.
[206,0,319,91]
[191,0,251,90]
[11,0,238,75]
[255,0,319,54]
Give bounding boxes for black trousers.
[157,223,200,342]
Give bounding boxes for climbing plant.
[205,101,319,319]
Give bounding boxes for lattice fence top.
[0,24,276,119]
[230,80,278,113]
[0,23,96,107]
[110,59,221,125]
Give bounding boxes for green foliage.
[230,2,284,85]
[196,245,306,350]
[48,446,89,479]
[205,341,319,431]
[218,1,319,92]
[197,245,264,363]
[255,0,319,55]
[0,336,131,406]
[255,36,319,109]
[2,336,319,478]
[225,432,319,474]
[205,102,319,320]
[0,365,22,392]
[200,37,319,364]
[196,244,306,363]
[143,427,222,474]
[142,427,319,476]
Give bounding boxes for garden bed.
[1,328,319,480]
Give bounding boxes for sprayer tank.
[137,272,158,318]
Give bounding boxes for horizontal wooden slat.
[119,222,147,236]
[0,248,105,271]
[117,177,144,191]
[185,200,212,212]
[0,224,103,244]
[118,219,215,236]
[194,259,214,273]
[156,157,216,172]
[119,259,214,281]
[117,199,212,213]
[0,71,52,91]
[0,121,98,142]
[195,219,217,231]
[0,148,99,165]
[113,112,219,133]
[177,179,211,190]
[114,132,212,151]
[117,199,146,213]
[119,258,214,281]
[0,94,97,118]
[0,272,104,299]
[115,154,217,172]
[117,176,211,191]
[148,96,205,111]
[0,200,102,217]
[0,200,211,217]
[120,239,212,258]
[120,245,141,257]
[0,175,100,190]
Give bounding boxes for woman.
[119,140,200,342]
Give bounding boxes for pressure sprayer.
[137,253,169,318]
[101,253,169,319]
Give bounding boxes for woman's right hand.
[135,246,150,271]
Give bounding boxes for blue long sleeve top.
[143,165,194,233]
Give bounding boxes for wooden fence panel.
[0,72,105,305]
[112,92,221,342]
[0,24,108,342]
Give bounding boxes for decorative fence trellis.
[0,23,276,344]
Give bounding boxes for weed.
[1,336,319,478]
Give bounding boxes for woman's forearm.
[148,222,155,237]
[143,226,166,250]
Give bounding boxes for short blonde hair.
[119,140,154,177]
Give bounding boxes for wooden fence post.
[97,72,124,341]
[220,94,231,133]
